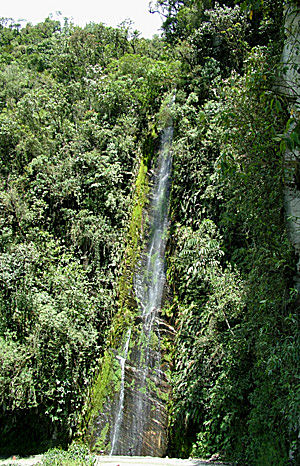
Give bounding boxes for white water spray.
[110,95,174,456]
[131,115,174,455]
[110,328,131,455]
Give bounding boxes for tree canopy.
[0,1,299,463]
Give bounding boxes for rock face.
[110,320,172,456]
[86,314,174,457]
[86,105,175,457]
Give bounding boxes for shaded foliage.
[0,1,299,464]
[162,1,300,464]
[0,17,177,454]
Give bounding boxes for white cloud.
[0,0,162,38]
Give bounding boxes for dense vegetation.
[0,16,178,453]
[0,0,299,464]
[159,1,300,463]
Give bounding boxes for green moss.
[147,378,160,396]
[150,330,159,349]
[86,351,114,424]
[110,134,158,347]
[93,423,110,453]
[84,128,158,443]
[118,158,149,310]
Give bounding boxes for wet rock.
[86,117,174,457]
[157,319,176,340]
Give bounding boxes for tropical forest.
[0,1,299,465]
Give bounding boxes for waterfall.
[109,100,174,456]
[110,328,131,455]
[131,122,173,455]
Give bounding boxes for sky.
[0,0,163,38]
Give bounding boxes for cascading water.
[109,104,174,456]
[110,328,131,455]
[131,122,173,455]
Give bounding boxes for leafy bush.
[166,13,299,463]
[0,15,177,454]
[41,444,96,466]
